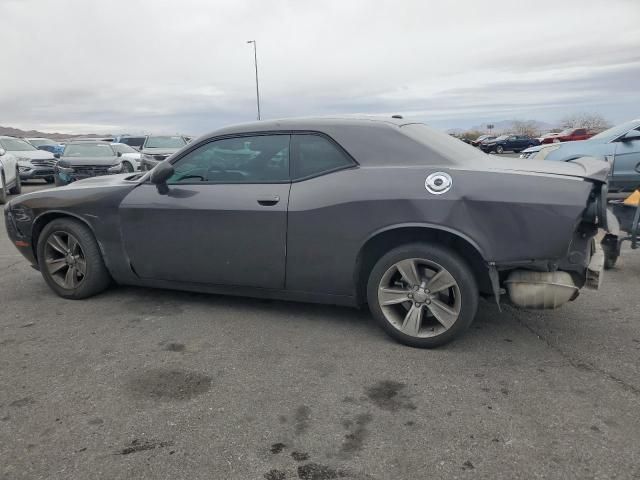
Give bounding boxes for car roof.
[64,141,113,146]
[199,116,493,167]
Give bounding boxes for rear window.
[120,137,146,148]
[400,124,489,162]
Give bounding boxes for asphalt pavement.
[1,182,639,480]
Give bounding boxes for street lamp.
[246,40,261,120]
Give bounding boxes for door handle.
[257,195,280,206]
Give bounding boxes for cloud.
[0,0,638,133]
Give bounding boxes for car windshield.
[559,129,574,136]
[0,137,38,151]
[589,120,640,142]
[495,135,509,140]
[145,136,186,148]
[112,143,137,154]
[63,144,115,157]
[27,138,57,147]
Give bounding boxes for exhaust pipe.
[504,270,579,309]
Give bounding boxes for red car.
[540,128,594,144]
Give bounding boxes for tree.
[560,113,611,132]
[461,130,484,142]
[511,120,540,137]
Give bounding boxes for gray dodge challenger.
[4,117,610,347]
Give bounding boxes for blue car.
[520,119,640,192]
[24,137,64,156]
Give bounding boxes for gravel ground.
[1,182,639,480]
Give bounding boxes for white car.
[0,136,57,184]
[0,141,21,204]
[111,142,142,172]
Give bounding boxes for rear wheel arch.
[354,225,491,305]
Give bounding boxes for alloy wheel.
[44,231,87,289]
[377,258,461,338]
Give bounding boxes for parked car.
[540,128,594,144]
[115,135,147,151]
[471,134,495,147]
[480,134,539,153]
[53,142,129,186]
[0,140,21,204]
[111,143,142,172]
[0,136,57,184]
[139,135,188,170]
[24,137,64,155]
[539,119,640,192]
[4,117,610,348]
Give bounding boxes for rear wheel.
[367,243,479,348]
[9,169,21,195]
[602,234,620,270]
[37,218,111,299]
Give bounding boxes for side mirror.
[117,151,122,157]
[620,130,640,142]
[0,148,5,156]
[54,153,61,159]
[150,161,174,195]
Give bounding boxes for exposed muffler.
[504,270,579,309]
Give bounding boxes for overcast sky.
[1,0,639,134]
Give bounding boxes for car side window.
[292,134,355,180]
[167,135,290,184]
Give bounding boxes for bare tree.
[461,130,484,142]
[511,120,540,137]
[560,113,611,132]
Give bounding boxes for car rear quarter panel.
[286,166,593,296]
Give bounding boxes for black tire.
[122,161,134,173]
[601,234,620,270]
[37,218,112,299]
[9,170,21,195]
[495,145,504,154]
[366,242,479,348]
[45,177,55,184]
[0,172,6,205]
[54,175,65,187]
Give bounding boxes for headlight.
[18,166,32,172]
[142,154,153,160]
[535,145,560,161]
[107,162,123,173]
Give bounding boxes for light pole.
[246,40,261,120]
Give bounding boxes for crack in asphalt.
[0,260,25,271]
[515,315,640,397]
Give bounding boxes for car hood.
[544,140,613,162]
[59,156,119,166]
[482,155,610,183]
[9,150,54,160]
[140,148,180,155]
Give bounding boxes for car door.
[119,134,291,289]
[507,136,518,151]
[613,127,640,191]
[286,133,359,294]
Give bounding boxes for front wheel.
[9,170,21,195]
[0,173,6,205]
[122,161,134,173]
[495,145,504,154]
[367,243,479,348]
[37,218,112,299]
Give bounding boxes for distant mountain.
[0,126,108,140]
